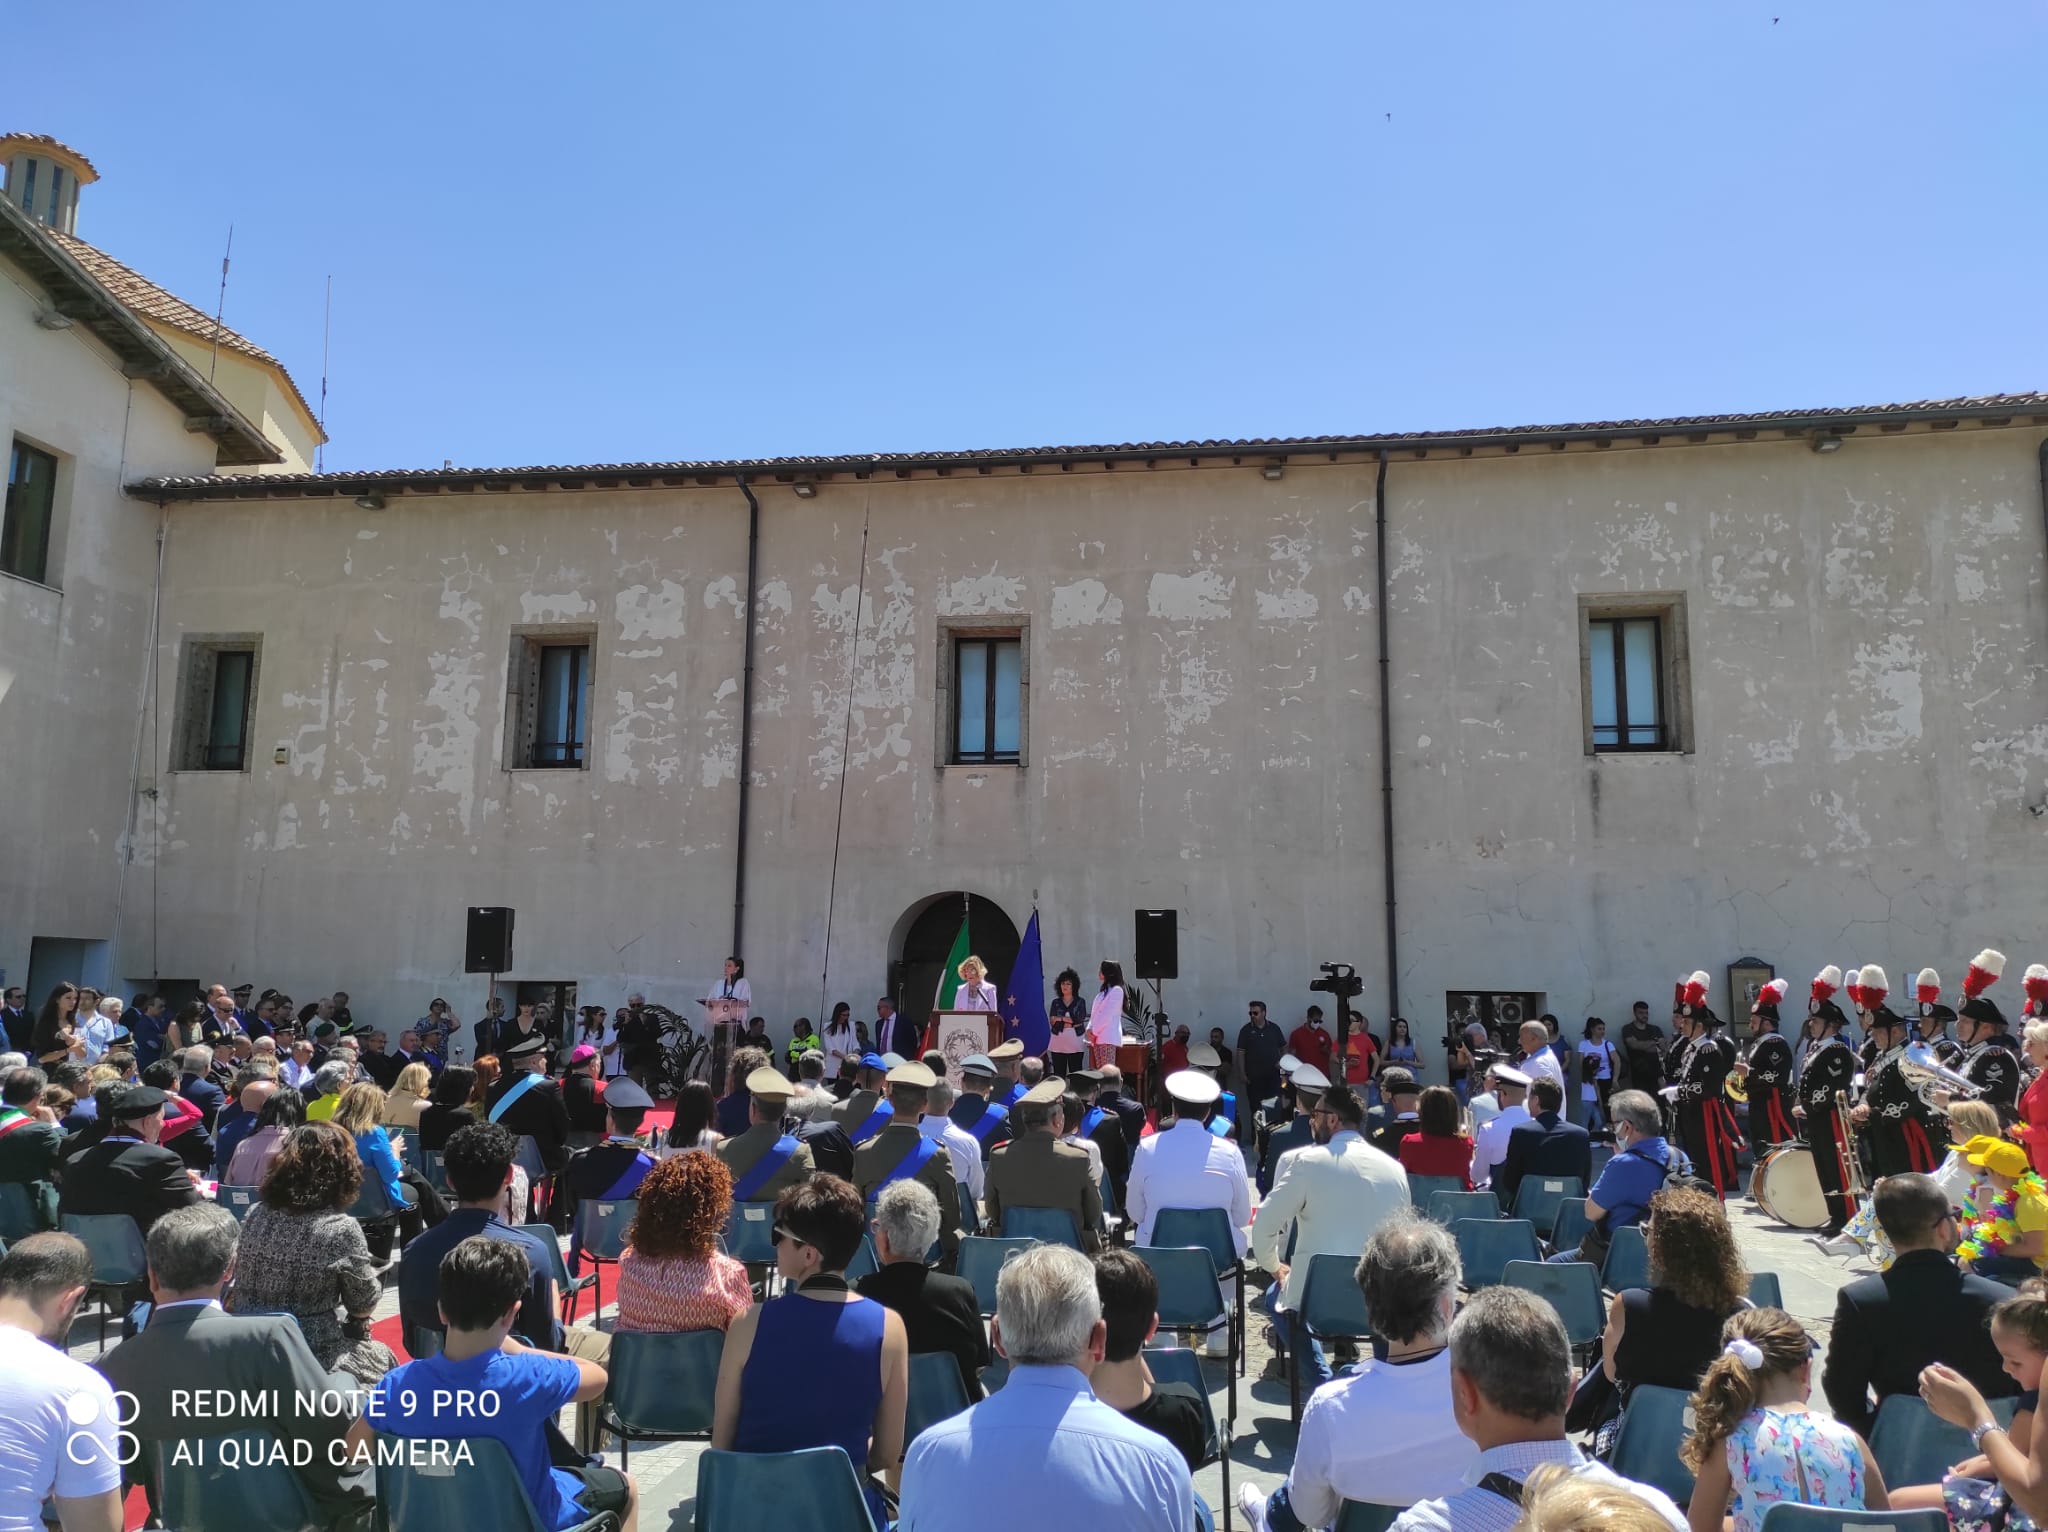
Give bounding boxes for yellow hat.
[1964,1134,2032,1177]
[989,1039,1026,1061]
[886,1061,937,1089]
[745,1066,794,1101]
[1019,1078,1065,1107]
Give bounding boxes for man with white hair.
[1515,1020,1565,1101]
[1468,1064,1532,1191]
[899,1243,1197,1531]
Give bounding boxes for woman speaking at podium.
[954,956,999,1011]
[704,956,751,1011]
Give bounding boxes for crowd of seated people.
[8,993,2047,1532]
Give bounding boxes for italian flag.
[934,915,971,1010]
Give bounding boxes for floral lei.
[1957,1173,2048,1265]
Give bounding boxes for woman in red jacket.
[1399,1084,1475,1187]
[2016,1021,2048,1176]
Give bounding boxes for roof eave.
[0,199,283,468]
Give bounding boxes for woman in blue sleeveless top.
[713,1173,909,1521]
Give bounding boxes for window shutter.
[516,639,542,768]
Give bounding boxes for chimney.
[0,134,97,236]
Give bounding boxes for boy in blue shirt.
[356,1236,636,1531]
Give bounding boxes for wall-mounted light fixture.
[1810,433,1844,454]
[353,492,386,510]
[33,307,72,331]
[791,481,818,499]
[1262,459,1286,481]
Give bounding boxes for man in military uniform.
[1261,1064,1330,1194]
[989,1040,1028,1110]
[1853,966,1948,1178]
[1953,950,2022,1124]
[718,1068,815,1203]
[484,1032,571,1175]
[853,1062,961,1264]
[985,1078,1103,1251]
[1797,966,1859,1236]
[561,1076,657,1274]
[1739,980,1798,1147]
[948,1055,1012,1157]
[1069,1069,1130,1211]
[831,1054,894,1142]
[1187,1043,1237,1141]
[1669,972,1740,1200]
[1094,1066,1147,1152]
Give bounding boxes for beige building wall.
[128,424,2048,1061]
[0,250,220,999]
[151,330,320,474]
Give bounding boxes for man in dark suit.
[0,987,29,1055]
[1495,1077,1594,1209]
[483,1032,571,1173]
[357,1030,402,1090]
[473,996,508,1063]
[100,1204,369,1524]
[859,1177,988,1398]
[1823,1171,2019,1436]
[0,1066,64,1230]
[1095,1066,1148,1154]
[177,1045,226,1129]
[60,1084,202,1311]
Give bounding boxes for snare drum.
[1750,1143,1829,1229]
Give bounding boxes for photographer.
[1446,1021,1491,1106]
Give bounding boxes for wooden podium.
[1117,1042,1153,1109]
[700,996,747,1092]
[930,1010,1005,1092]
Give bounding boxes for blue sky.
[18,2,2046,471]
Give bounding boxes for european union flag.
[1003,910,1048,1055]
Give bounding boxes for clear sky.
[17,2,2046,472]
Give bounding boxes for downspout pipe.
[2040,438,2048,639]
[732,475,761,958]
[1375,448,1400,1024]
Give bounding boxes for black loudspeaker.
[1134,909,1179,981]
[465,907,514,973]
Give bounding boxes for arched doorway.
[889,892,1022,1036]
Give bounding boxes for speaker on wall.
[1134,909,1179,981]
[465,907,514,973]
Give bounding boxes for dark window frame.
[530,642,590,769]
[505,627,597,772]
[2,438,59,586]
[1588,614,1668,752]
[171,636,262,774]
[951,633,1023,765]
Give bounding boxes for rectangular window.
[19,160,35,216]
[45,166,61,224]
[506,630,594,770]
[953,635,1022,764]
[173,638,261,772]
[1,440,58,585]
[1579,596,1690,754]
[1587,616,1665,749]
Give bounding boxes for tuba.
[1899,1041,1982,1107]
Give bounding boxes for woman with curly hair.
[228,1121,398,1384]
[1682,1306,1885,1532]
[1589,1186,1749,1453]
[1046,969,1088,1077]
[616,1150,752,1333]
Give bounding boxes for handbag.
[1945,1475,2040,1532]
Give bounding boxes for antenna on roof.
[208,223,233,383]
[317,275,332,473]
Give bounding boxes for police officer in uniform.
[1071,1069,1131,1210]
[717,1068,815,1203]
[1951,949,2022,1124]
[1740,980,1798,1147]
[853,1062,961,1264]
[831,1054,894,1141]
[1797,966,1859,1237]
[988,1041,1028,1110]
[947,1055,1012,1157]
[1852,965,1948,1178]
[1669,971,1740,1200]
[484,1032,572,1175]
[561,1076,657,1273]
[1260,1064,1330,1194]
[985,1078,1102,1251]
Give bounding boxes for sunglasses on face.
[771,1226,813,1250]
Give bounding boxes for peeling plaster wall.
[0,258,220,993]
[124,428,2048,1069]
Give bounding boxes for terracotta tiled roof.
[128,392,2048,498]
[46,229,320,433]
[0,133,98,180]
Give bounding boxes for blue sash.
[851,1099,894,1143]
[732,1134,800,1202]
[1207,1090,1238,1139]
[997,1083,1025,1110]
[1082,1106,1108,1137]
[872,1134,940,1194]
[487,1072,544,1123]
[968,1101,1010,1143]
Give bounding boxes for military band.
[1796,967,1860,1236]
[1742,978,1799,1146]
[1669,969,1743,1199]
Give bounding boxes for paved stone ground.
[61,1182,1878,1529]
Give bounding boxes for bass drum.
[1750,1143,1829,1229]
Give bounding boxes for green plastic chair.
[155,1431,320,1532]
[956,1235,1040,1317]
[904,1350,975,1446]
[1607,1383,1697,1509]
[1502,1259,1605,1347]
[377,1432,618,1531]
[1451,1218,1541,1289]
[1602,1223,1651,1291]
[1288,1252,1374,1425]
[1510,1176,1584,1237]
[576,1198,637,1316]
[694,1445,878,1532]
[600,1327,721,1469]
